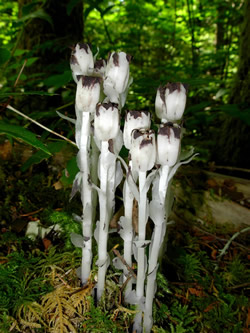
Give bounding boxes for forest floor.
[0,141,249,333]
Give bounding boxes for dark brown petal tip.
[94,59,106,69]
[102,102,118,110]
[158,123,181,139]
[159,86,167,103]
[81,76,101,87]
[126,110,149,120]
[140,137,153,149]
[126,54,133,62]
[166,82,181,93]
[166,82,188,94]
[78,43,90,53]
[112,52,119,66]
[108,139,114,153]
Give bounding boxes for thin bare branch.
[6,104,77,147]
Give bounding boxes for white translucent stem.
[134,171,147,330]
[158,165,170,204]
[97,141,109,300]
[90,137,99,224]
[144,165,169,332]
[78,112,93,284]
[123,178,134,299]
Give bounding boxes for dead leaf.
[211,248,217,259]
[110,206,124,228]
[42,238,52,250]
[206,178,218,188]
[132,199,138,234]
[204,301,219,312]
[53,180,63,190]
[0,140,12,160]
[188,287,206,297]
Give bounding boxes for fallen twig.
[217,226,250,260]
[112,247,137,280]
[6,104,77,147]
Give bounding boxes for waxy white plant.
[66,42,195,332]
[71,75,101,285]
[70,43,94,83]
[129,129,156,331]
[104,52,132,108]
[144,123,181,332]
[94,102,121,300]
[119,111,151,299]
[155,82,187,123]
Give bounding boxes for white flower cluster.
[66,43,194,333]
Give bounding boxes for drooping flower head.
[155,82,187,122]
[70,43,94,82]
[157,122,181,167]
[123,111,151,150]
[75,76,101,113]
[130,129,156,172]
[94,102,120,141]
[103,52,132,104]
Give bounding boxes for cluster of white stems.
[64,43,195,333]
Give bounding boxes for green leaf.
[17,9,53,26]
[0,91,58,97]
[13,49,28,56]
[0,47,11,65]
[66,0,83,15]
[43,71,72,88]
[21,1,39,16]
[60,157,78,186]
[218,105,250,125]
[25,57,39,67]
[21,141,66,171]
[84,5,95,19]
[102,5,115,16]
[29,110,58,120]
[0,122,51,155]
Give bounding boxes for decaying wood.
[175,170,250,227]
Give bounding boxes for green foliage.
[0,121,51,155]
[177,253,203,282]
[169,302,197,332]
[82,297,122,333]
[21,141,65,171]
[0,250,52,317]
[222,256,249,286]
[0,47,11,65]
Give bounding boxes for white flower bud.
[123,111,151,150]
[103,52,131,103]
[94,103,120,141]
[155,83,187,122]
[75,76,101,113]
[70,43,94,82]
[157,122,181,166]
[130,129,156,172]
